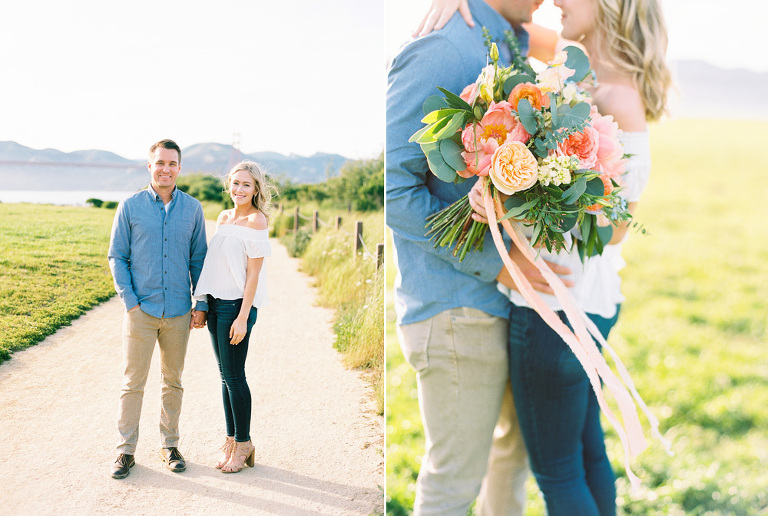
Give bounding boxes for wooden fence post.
[294,206,299,233]
[335,216,342,230]
[313,211,319,233]
[376,243,384,271]
[354,221,363,257]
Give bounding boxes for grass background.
[0,204,116,363]
[386,118,768,515]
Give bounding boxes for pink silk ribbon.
[482,180,672,490]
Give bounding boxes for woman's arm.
[413,0,472,37]
[229,211,268,345]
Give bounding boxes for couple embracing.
[387,0,670,514]
[107,139,276,479]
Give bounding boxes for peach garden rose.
[489,141,539,195]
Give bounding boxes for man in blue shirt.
[387,1,549,514]
[107,139,208,479]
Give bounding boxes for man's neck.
[150,183,175,204]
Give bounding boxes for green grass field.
[386,119,768,515]
[0,204,116,363]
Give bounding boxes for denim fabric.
[207,297,258,442]
[508,305,621,516]
[108,187,208,318]
[386,0,528,325]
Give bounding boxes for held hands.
[190,310,207,330]
[229,317,247,345]
[413,0,472,37]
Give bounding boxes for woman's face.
[229,169,257,207]
[555,0,597,42]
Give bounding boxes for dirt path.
[0,221,383,515]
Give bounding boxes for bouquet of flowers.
[410,34,631,261]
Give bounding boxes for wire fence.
[286,206,384,270]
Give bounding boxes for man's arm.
[386,34,506,282]
[107,202,139,311]
[189,202,208,313]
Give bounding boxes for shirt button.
[474,272,481,276]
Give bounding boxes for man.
[107,139,208,479]
[386,1,551,514]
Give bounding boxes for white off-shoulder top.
[194,224,272,308]
[501,131,651,318]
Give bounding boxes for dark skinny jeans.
[207,297,258,442]
[508,304,620,516]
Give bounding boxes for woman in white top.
[415,0,672,513]
[194,161,275,473]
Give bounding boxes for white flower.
[537,155,578,186]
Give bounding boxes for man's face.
[496,0,544,25]
[148,147,180,191]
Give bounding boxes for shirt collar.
[147,184,177,202]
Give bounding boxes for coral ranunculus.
[460,82,479,105]
[489,142,539,195]
[508,82,548,111]
[556,126,599,170]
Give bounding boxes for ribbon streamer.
[482,179,671,490]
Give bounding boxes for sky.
[0,0,385,160]
[387,0,768,73]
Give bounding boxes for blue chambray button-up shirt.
[386,0,529,325]
[108,185,208,319]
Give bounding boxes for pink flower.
[589,106,626,178]
[556,126,600,170]
[459,101,531,177]
[460,82,479,105]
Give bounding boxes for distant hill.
[0,141,349,191]
[669,60,768,119]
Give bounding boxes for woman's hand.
[229,316,248,345]
[413,0,473,38]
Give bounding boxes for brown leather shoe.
[111,454,135,479]
[160,447,186,473]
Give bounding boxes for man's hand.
[496,244,574,295]
[190,310,207,330]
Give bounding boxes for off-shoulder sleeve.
[245,238,272,259]
[620,131,651,203]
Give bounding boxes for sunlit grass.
[0,204,116,363]
[385,119,768,515]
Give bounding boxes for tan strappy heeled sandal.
[215,436,235,469]
[221,440,255,473]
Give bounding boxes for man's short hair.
[149,139,181,163]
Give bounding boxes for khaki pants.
[477,382,530,516]
[398,307,527,516]
[116,308,191,455]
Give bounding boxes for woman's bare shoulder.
[243,211,268,231]
[217,209,233,224]
[592,82,646,132]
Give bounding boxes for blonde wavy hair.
[594,0,672,121]
[225,161,278,221]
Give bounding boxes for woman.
[194,161,276,473]
[416,0,671,513]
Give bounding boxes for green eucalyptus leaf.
[427,149,458,183]
[473,105,484,120]
[439,138,468,172]
[585,176,606,197]
[549,92,558,127]
[563,45,591,83]
[423,95,449,116]
[561,175,588,204]
[554,101,591,130]
[517,98,538,134]
[596,223,613,247]
[556,204,579,233]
